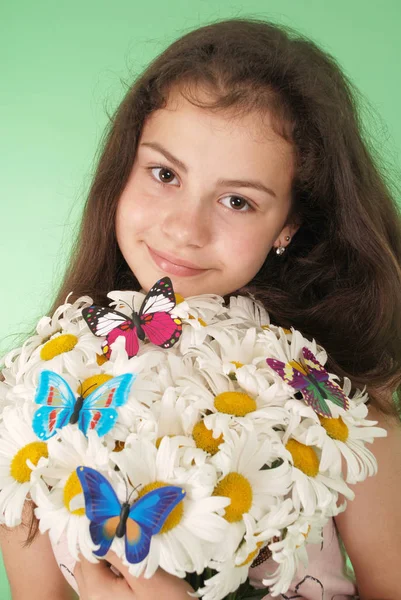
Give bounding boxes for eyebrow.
[140,141,277,199]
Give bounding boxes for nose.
[160,193,211,248]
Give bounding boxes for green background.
[1,0,400,597]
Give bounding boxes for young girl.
[1,16,401,600]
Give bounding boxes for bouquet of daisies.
[0,277,387,599]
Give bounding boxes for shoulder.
[334,400,401,599]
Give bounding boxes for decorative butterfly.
[76,466,186,563]
[82,277,183,359]
[266,346,349,418]
[32,370,135,440]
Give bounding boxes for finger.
[103,551,163,587]
[103,550,131,579]
[78,553,135,598]
[73,561,88,600]
[78,553,113,581]
[103,550,148,593]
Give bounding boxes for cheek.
[116,193,154,238]
[224,228,272,272]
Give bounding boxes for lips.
[146,245,207,277]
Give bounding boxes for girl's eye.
[218,195,253,213]
[148,166,179,186]
[147,165,253,213]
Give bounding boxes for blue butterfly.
[76,466,186,563]
[32,370,135,440]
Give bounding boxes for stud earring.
[275,235,291,256]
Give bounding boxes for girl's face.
[116,87,300,297]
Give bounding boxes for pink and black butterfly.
[82,277,182,359]
[266,346,349,418]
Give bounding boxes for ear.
[274,221,302,247]
[286,221,302,239]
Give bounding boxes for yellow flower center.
[213,472,253,522]
[261,325,270,330]
[237,541,264,567]
[286,439,319,477]
[192,421,224,455]
[64,471,85,516]
[96,353,108,366]
[318,415,349,442]
[155,435,175,449]
[136,481,184,533]
[40,334,78,361]
[10,442,48,483]
[78,374,113,398]
[230,361,244,369]
[283,327,292,335]
[214,391,256,417]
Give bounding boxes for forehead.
[143,85,292,151]
[137,87,296,201]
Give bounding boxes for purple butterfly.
[266,346,349,417]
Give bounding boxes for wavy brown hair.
[48,17,401,410]
[5,16,401,544]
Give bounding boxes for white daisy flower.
[246,499,297,557]
[154,349,205,393]
[149,386,201,440]
[306,382,387,484]
[227,294,271,329]
[257,512,329,596]
[174,293,228,324]
[174,292,258,355]
[109,435,230,578]
[21,326,102,386]
[283,433,354,516]
[0,372,18,416]
[262,326,327,380]
[1,294,96,387]
[211,427,292,534]
[0,402,48,526]
[262,328,356,428]
[0,379,11,416]
[192,558,250,600]
[185,330,291,417]
[0,287,388,600]
[176,355,288,438]
[193,501,296,600]
[32,428,111,560]
[187,328,261,377]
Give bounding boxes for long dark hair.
[7,16,401,544]
[48,16,401,413]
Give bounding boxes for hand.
[74,550,195,600]
[74,552,136,599]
